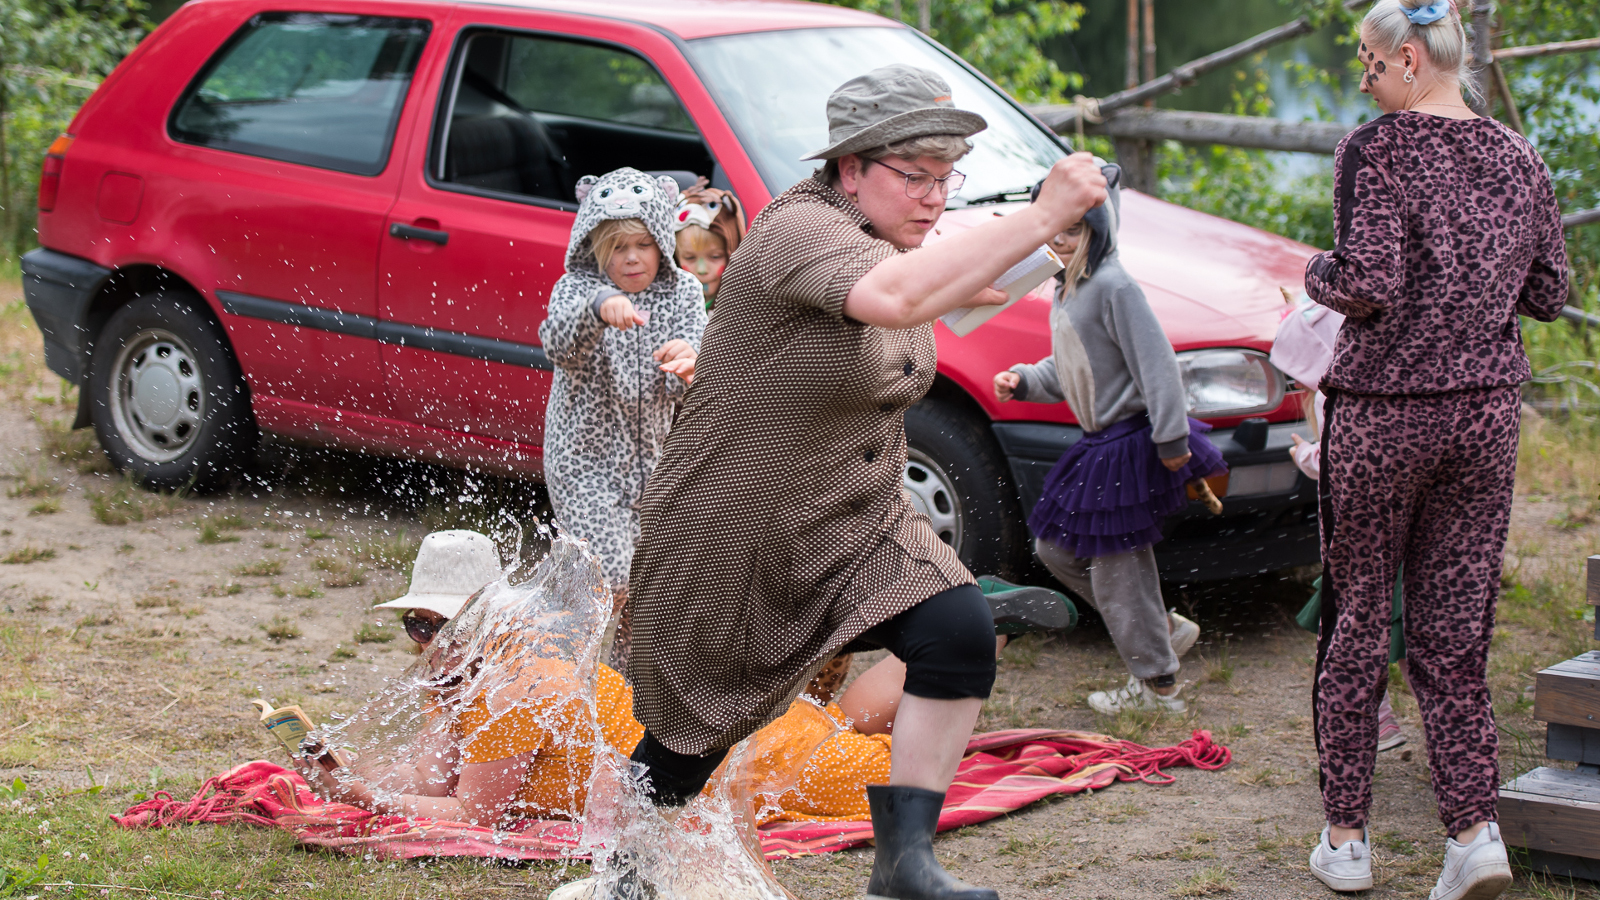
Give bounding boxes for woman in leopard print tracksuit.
[539,169,707,655]
[1303,2,1568,896]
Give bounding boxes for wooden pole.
[1126,0,1139,89]
[1489,60,1524,133]
[917,0,931,34]
[1495,37,1600,60]
[1564,208,1600,229]
[1029,105,1353,153]
[1467,1,1495,116]
[1141,0,1156,100]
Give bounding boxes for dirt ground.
[1,281,1596,899]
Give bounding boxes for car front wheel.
[88,292,257,491]
[903,396,1029,578]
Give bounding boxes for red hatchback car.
[24,0,1319,582]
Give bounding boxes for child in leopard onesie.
[539,168,708,666]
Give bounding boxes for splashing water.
[313,528,832,900]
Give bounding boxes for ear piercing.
[1404,68,1415,83]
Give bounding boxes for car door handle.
[390,222,449,245]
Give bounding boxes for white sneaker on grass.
[1309,825,1372,892]
[1088,675,1186,714]
[1429,822,1512,900]
[1168,610,1200,659]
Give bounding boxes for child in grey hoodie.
[994,171,1223,714]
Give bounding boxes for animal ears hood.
[567,168,683,280]
[1030,162,1122,277]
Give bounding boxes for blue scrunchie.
[1404,0,1450,25]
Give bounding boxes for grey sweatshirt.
[1008,189,1191,459]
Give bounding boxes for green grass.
[355,529,420,573]
[0,776,580,899]
[28,496,60,515]
[233,559,284,578]
[353,622,395,644]
[2,546,56,565]
[197,522,241,544]
[262,616,301,642]
[32,411,111,473]
[8,463,62,497]
[313,556,365,588]
[1171,865,1236,897]
[87,477,184,525]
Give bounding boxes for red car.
[23,0,1318,582]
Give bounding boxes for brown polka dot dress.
[626,175,973,755]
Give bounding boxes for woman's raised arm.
[842,154,1107,329]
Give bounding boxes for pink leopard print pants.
[1315,386,1520,835]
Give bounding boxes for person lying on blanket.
[295,530,1074,828]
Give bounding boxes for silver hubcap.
[110,329,204,463]
[903,449,963,554]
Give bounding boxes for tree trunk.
[1113,136,1157,196]
[1141,0,1156,105]
[1467,1,1495,116]
[1125,0,1139,89]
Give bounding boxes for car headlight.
[1176,349,1285,417]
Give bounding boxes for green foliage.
[822,0,1086,103]
[1152,59,1336,249]
[0,0,151,264]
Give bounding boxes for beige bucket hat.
[801,63,987,161]
[372,530,502,620]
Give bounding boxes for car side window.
[170,13,431,176]
[433,31,714,205]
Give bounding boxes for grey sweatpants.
[1035,538,1177,681]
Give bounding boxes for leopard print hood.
[567,168,684,290]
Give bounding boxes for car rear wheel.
[88,292,256,491]
[904,396,1029,578]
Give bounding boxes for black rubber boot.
[866,785,999,900]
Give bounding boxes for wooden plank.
[1535,665,1600,729]
[1547,723,1600,767]
[1523,849,1600,882]
[1547,652,1600,676]
[1588,555,1600,606]
[1499,771,1600,859]
[1566,209,1600,229]
[1504,767,1600,805]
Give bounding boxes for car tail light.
[37,134,74,212]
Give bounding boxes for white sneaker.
[1168,610,1200,658]
[549,877,597,900]
[1430,822,1512,900]
[1088,675,1186,714]
[1309,825,1373,892]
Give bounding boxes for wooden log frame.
[1590,555,1600,641]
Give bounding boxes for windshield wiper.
[957,187,1034,207]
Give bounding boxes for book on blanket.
[252,699,348,771]
[939,245,1063,337]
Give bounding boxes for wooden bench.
[1497,555,1600,881]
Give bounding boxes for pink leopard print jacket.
[1305,111,1569,396]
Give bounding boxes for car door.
[376,15,723,450]
[165,9,437,419]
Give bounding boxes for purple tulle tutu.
[1027,414,1227,559]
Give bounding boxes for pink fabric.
[1270,301,1345,392]
[113,730,1230,860]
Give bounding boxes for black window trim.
[424,23,720,213]
[165,10,434,178]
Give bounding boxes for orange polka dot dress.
[451,663,888,822]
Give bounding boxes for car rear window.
[170,12,430,176]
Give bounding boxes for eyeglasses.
[403,610,446,645]
[867,158,966,199]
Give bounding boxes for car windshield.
[688,27,1067,205]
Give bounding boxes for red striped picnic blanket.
[113,729,1228,860]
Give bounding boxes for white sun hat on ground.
[372,530,502,620]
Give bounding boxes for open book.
[940,245,1064,337]
[252,699,348,770]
